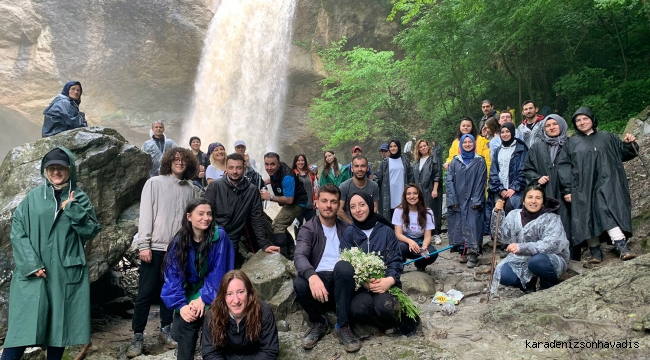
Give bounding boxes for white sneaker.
[434,235,442,245]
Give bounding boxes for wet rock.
[240,251,289,300]
[482,254,650,340]
[0,127,151,338]
[285,261,298,278]
[21,347,45,360]
[268,281,299,321]
[401,271,437,296]
[276,320,291,332]
[455,281,485,297]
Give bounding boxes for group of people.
[4,82,638,359]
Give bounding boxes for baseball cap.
[234,140,246,147]
[351,145,362,153]
[43,148,70,168]
[379,143,389,151]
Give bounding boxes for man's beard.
[228,174,242,183]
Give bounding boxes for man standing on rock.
[142,121,177,178]
[518,100,545,148]
[127,148,201,358]
[293,184,361,353]
[204,153,280,266]
[260,152,307,259]
[338,155,379,224]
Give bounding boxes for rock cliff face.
[0,127,151,338]
[0,0,213,155]
[0,0,399,161]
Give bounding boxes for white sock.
[606,227,625,243]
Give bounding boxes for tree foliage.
[309,0,650,154]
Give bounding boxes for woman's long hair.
[209,270,262,347]
[292,154,313,175]
[455,117,478,140]
[399,183,431,230]
[162,198,216,283]
[322,150,340,178]
[413,139,432,162]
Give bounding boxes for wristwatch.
[270,194,275,201]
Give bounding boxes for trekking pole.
[487,207,502,303]
[403,245,454,265]
[631,141,650,178]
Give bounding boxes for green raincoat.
[5,147,102,347]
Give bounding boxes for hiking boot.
[589,246,603,264]
[466,253,479,268]
[433,235,442,245]
[336,325,361,353]
[415,265,426,272]
[301,321,330,349]
[458,253,468,263]
[158,325,177,349]
[614,240,636,261]
[126,333,144,358]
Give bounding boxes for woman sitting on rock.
[161,198,235,360]
[341,191,419,336]
[392,184,438,272]
[202,270,280,359]
[42,81,88,137]
[490,184,570,294]
[2,147,102,360]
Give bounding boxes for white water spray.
[183,0,298,165]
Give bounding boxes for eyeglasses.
[173,158,185,164]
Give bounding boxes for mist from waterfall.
[183,0,298,166]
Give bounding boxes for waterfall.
[183,0,298,167]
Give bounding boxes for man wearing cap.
[347,146,373,180]
[379,143,390,159]
[142,121,177,178]
[234,140,259,172]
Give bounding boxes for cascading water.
[183,0,298,166]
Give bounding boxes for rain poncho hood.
[571,107,597,134]
[61,81,83,105]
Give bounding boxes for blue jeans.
[500,254,559,290]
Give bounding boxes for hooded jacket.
[6,147,102,347]
[42,81,87,137]
[201,300,280,360]
[556,107,637,245]
[161,227,235,310]
[490,197,570,294]
[204,176,271,250]
[142,131,178,178]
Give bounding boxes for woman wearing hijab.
[42,81,88,137]
[374,139,414,220]
[488,122,528,214]
[523,115,573,257]
[557,107,638,263]
[490,185,570,294]
[340,191,419,336]
[446,135,488,268]
[2,147,102,360]
[443,117,491,172]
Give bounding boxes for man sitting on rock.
[204,153,279,267]
[293,184,361,353]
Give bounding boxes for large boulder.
[0,127,151,338]
[240,251,291,301]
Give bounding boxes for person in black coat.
[523,114,573,258]
[204,153,280,267]
[340,191,419,336]
[413,139,443,245]
[202,270,279,360]
[557,107,637,262]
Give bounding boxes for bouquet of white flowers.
[340,247,419,320]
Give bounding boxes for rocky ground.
[8,232,648,360]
